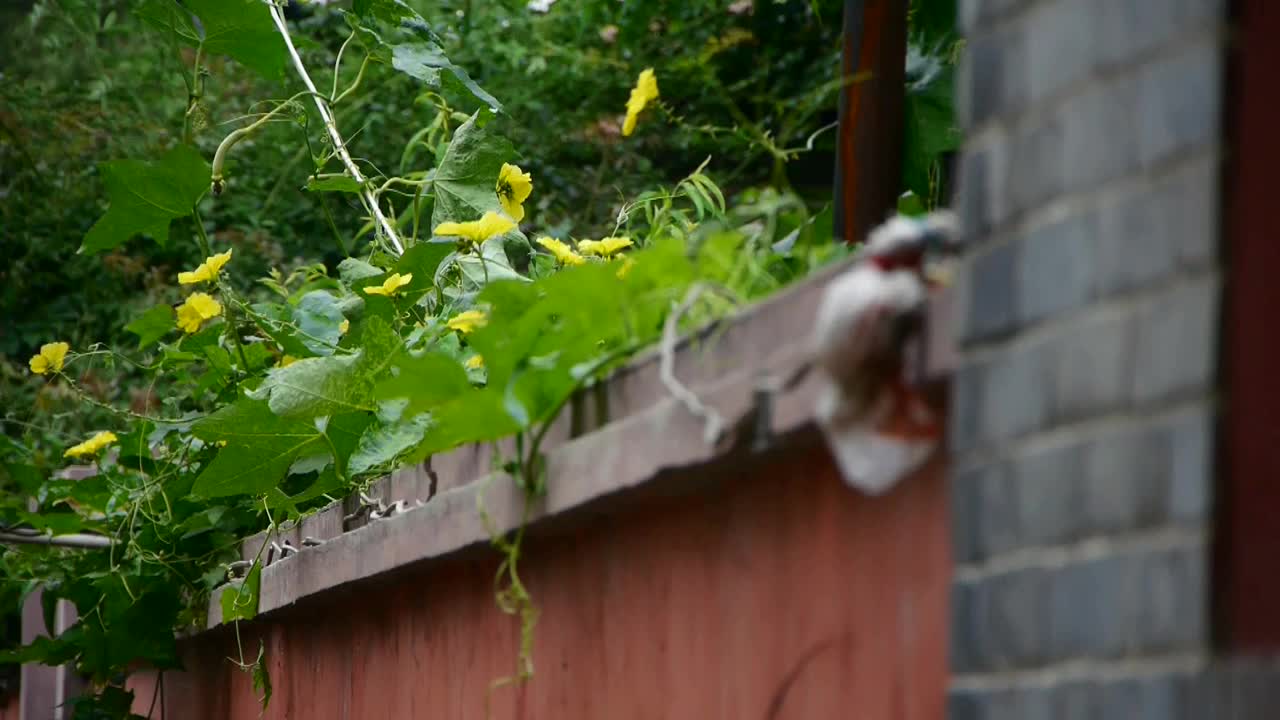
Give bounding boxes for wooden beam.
[833,0,908,245]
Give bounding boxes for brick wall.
[948,0,1228,716]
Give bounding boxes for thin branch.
[267,2,405,255]
[659,284,742,445]
[0,528,113,549]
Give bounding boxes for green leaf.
[903,48,960,202]
[82,145,210,254]
[135,0,200,44]
[393,241,453,303]
[347,10,501,112]
[190,399,326,497]
[186,0,287,78]
[251,302,317,358]
[194,439,318,497]
[124,305,175,350]
[391,36,502,112]
[18,511,83,535]
[305,175,364,193]
[338,258,384,283]
[374,352,471,415]
[0,463,43,495]
[0,628,84,665]
[429,110,513,229]
[348,413,432,474]
[325,412,374,478]
[292,290,345,356]
[288,452,331,476]
[247,317,401,418]
[220,561,261,623]
[246,353,367,418]
[252,640,272,711]
[352,0,418,24]
[457,238,528,289]
[264,467,345,510]
[408,389,520,460]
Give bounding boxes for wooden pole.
[833,0,908,245]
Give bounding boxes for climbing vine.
[0,0,958,715]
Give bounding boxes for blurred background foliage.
[0,0,957,468]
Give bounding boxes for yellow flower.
[178,249,233,285]
[616,257,636,279]
[363,272,414,297]
[176,293,223,334]
[496,163,533,222]
[28,342,70,375]
[434,212,517,244]
[339,319,350,335]
[622,68,659,137]
[278,355,298,368]
[446,310,488,334]
[464,354,484,370]
[578,236,633,257]
[64,431,118,459]
[536,236,585,266]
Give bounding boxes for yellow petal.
[622,68,659,137]
[29,342,70,375]
[363,272,413,297]
[446,309,488,334]
[339,319,350,335]
[536,236,586,266]
[598,236,633,255]
[178,249,233,284]
[176,292,223,334]
[578,236,633,257]
[205,249,233,275]
[497,163,533,222]
[434,212,517,243]
[177,267,209,285]
[64,431,118,459]
[500,195,526,223]
[29,355,50,375]
[465,354,484,370]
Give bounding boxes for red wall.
[134,444,950,719]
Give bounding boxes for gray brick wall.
[948,0,1231,716]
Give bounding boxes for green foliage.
[0,0,959,714]
[430,110,513,227]
[190,0,288,77]
[349,0,502,111]
[82,145,211,254]
[220,562,261,623]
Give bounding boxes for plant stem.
[210,89,319,190]
[182,43,204,145]
[267,3,406,255]
[330,33,354,101]
[319,193,349,256]
[191,206,211,256]
[333,54,371,106]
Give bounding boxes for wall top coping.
[206,256,956,629]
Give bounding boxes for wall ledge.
[206,257,955,629]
